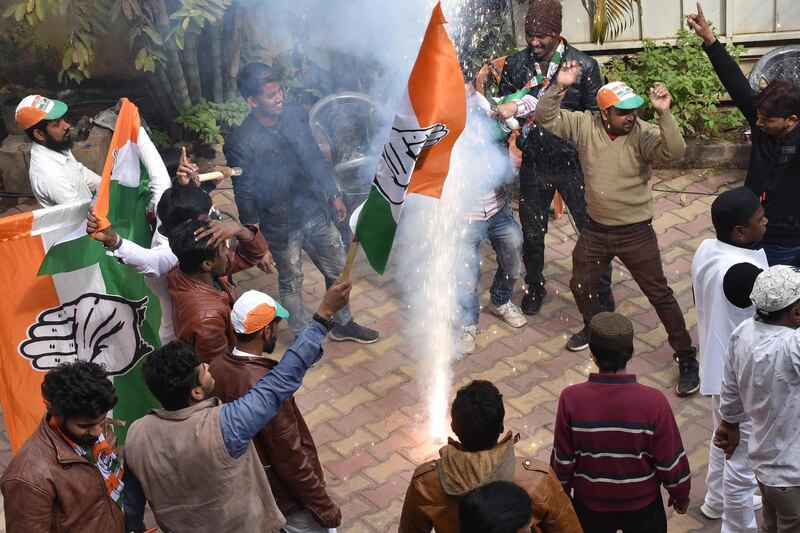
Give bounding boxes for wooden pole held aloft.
[342,235,360,280]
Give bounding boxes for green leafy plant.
[148,129,173,148]
[603,25,746,137]
[582,0,642,44]
[175,97,249,144]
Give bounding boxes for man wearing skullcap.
[550,313,691,533]
[716,265,800,532]
[691,187,768,527]
[493,0,614,317]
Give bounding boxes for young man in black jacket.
[493,0,613,324]
[224,63,378,343]
[690,3,800,266]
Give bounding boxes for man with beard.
[16,94,101,207]
[493,0,613,318]
[0,361,126,532]
[210,290,341,532]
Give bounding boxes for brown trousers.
[570,218,696,361]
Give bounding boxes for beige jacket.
[535,85,686,227]
[125,398,284,533]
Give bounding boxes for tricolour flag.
[0,99,161,451]
[354,1,467,274]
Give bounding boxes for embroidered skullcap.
[750,265,800,313]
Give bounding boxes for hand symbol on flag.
[19,294,152,376]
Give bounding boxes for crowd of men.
[1,0,799,531]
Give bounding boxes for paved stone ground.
[0,167,757,532]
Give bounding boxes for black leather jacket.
[223,105,339,249]
[499,41,602,112]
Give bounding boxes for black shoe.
[676,358,700,397]
[521,287,547,315]
[330,320,380,344]
[566,326,589,352]
[599,290,616,312]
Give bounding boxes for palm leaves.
[581,0,642,44]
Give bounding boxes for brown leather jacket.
[167,226,267,363]
[210,350,341,528]
[399,433,583,533]
[0,416,125,533]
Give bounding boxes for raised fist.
[20,293,152,376]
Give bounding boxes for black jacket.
[224,104,339,248]
[499,41,602,113]
[704,39,800,246]
[499,42,601,183]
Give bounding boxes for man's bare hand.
[332,197,347,223]
[86,209,119,248]
[194,219,243,247]
[256,250,277,274]
[317,277,352,320]
[492,101,518,120]
[176,147,200,186]
[669,496,689,514]
[687,2,716,46]
[556,60,582,90]
[713,420,741,459]
[649,83,673,116]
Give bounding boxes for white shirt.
[231,347,261,359]
[28,143,101,207]
[721,318,800,487]
[691,239,768,395]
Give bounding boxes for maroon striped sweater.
[550,373,691,512]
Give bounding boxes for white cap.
[750,265,800,313]
[230,290,289,334]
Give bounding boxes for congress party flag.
[353,1,466,274]
[0,100,161,451]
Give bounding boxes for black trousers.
[573,496,667,533]
[518,124,612,294]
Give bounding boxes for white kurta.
[28,143,101,207]
[691,239,768,396]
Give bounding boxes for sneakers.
[676,358,700,397]
[521,287,547,316]
[330,320,379,344]
[566,326,590,352]
[700,494,764,520]
[700,503,723,520]
[460,325,477,355]
[490,301,527,328]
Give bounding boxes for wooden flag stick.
[342,235,360,280]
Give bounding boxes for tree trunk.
[222,5,243,101]
[152,0,192,112]
[209,22,224,102]
[182,31,203,104]
[151,66,178,121]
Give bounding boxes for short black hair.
[458,481,532,533]
[156,184,212,236]
[451,380,504,452]
[42,361,117,420]
[756,299,800,324]
[589,344,633,373]
[754,79,800,118]
[237,62,280,100]
[24,118,49,142]
[167,217,216,274]
[159,146,182,177]
[141,340,201,411]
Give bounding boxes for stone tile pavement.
[0,167,754,532]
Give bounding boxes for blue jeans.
[762,242,800,266]
[457,204,523,327]
[271,215,352,333]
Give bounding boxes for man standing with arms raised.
[494,0,613,317]
[536,62,699,396]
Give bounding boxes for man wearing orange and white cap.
[16,94,101,208]
[536,63,700,397]
[211,290,341,532]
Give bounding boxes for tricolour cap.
[231,290,289,334]
[750,265,800,313]
[15,94,68,130]
[596,81,645,111]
